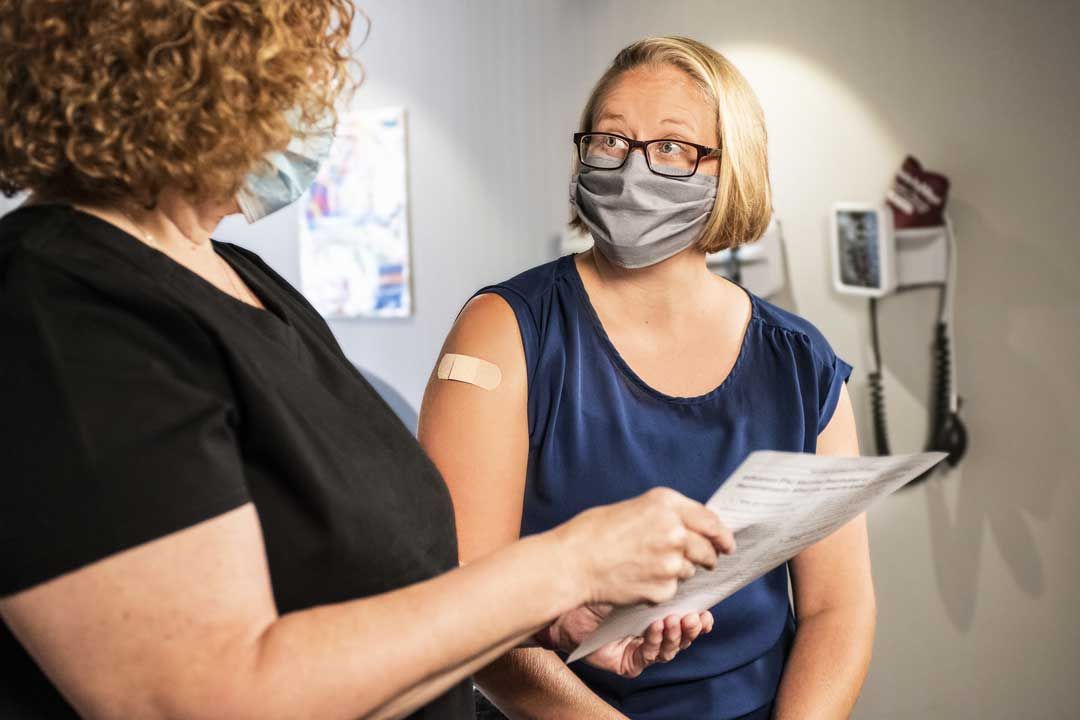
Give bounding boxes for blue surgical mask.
[570,153,718,269]
[236,116,334,223]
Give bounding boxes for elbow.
[797,582,877,627]
[863,584,878,637]
[146,673,271,720]
[843,593,877,666]
[798,600,876,632]
[847,588,878,644]
[849,578,878,634]
[141,640,298,720]
[795,590,878,647]
[859,595,877,660]
[68,656,276,720]
[860,584,878,628]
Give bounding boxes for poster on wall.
[299,106,412,318]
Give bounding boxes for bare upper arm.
[0,504,277,720]
[789,384,875,620]
[418,293,530,563]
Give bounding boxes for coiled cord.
[868,292,968,486]
[928,321,968,466]
[868,297,890,456]
[928,322,952,450]
[868,370,890,457]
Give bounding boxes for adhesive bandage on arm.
[436,353,502,391]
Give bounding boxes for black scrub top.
[0,204,472,719]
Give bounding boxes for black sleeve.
[0,249,251,596]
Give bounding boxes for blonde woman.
[0,10,735,719]
[421,37,875,720]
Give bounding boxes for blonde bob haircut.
[570,36,772,253]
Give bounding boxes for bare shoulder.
[817,383,859,455]
[443,292,524,370]
[452,293,518,339]
[420,291,529,428]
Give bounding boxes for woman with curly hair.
[0,4,736,719]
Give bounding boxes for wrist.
[529,529,591,613]
[531,622,562,651]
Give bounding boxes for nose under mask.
[569,153,718,269]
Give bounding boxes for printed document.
[567,451,946,662]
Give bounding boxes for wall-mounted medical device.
[707,217,787,298]
[559,224,592,258]
[830,203,896,297]
[831,156,968,483]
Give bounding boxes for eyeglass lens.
[578,134,700,177]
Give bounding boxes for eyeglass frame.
[572,131,722,178]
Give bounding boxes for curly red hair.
[0,0,356,206]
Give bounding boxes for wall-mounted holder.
[829,211,967,483]
[895,224,950,286]
[559,224,594,256]
[707,217,787,298]
[828,203,953,294]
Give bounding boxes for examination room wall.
[2,1,1075,717]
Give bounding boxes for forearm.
[772,605,876,720]
[476,649,627,720]
[229,533,582,720]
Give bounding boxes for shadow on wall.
[878,196,1077,631]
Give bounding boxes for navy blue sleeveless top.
[476,255,853,720]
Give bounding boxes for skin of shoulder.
[418,293,532,563]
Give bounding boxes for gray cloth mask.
[570,153,718,269]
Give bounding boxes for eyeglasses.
[573,132,721,178]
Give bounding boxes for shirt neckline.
[56,204,299,350]
[564,253,757,405]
